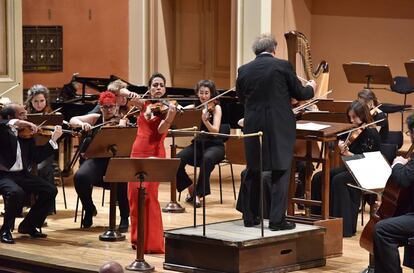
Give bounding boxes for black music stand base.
[360,266,375,273]
[162,202,185,213]
[126,259,154,272]
[99,229,125,242]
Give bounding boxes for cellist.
[373,113,414,273]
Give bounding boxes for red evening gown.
[128,102,167,253]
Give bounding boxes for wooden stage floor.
[1,119,413,273]
[0,178,411,272]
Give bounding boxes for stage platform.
[164,219,326,273]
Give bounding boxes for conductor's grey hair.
[251,34,277,55]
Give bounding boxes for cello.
[359,144,414,254]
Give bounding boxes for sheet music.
[345,151,391,190]
[296,122,331,131]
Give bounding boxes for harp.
[285,31,329,99]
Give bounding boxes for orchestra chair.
[74,185,109,226]
[380,76,414,130]
[360,143,398,226]
[385,131,404,150]
[177,124,236,204]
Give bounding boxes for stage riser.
[164,232,326,272]
[286,216,343,257]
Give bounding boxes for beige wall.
[22,0,129,90]
[0,0,22,103]
[311,0,414,108]
[0,0,6,75]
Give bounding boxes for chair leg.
[178,191,181,201]
[60,173,67,209]
[229,163,236,200]
[361,196,364,226]
[74,195,80,223]
[218,164,223,204]
[101,188,105,207]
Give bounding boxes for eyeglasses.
[100,105,116,110]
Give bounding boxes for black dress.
[311,127,381,237]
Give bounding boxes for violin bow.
[337,118,386,137]
[0,83,20,97]
[195,87,235,110]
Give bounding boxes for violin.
[150,99,182,116]
[18,126,75,139]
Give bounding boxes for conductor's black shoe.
[118,217,129,233]
[18,227,47,238]
[0,230,15,244]
[243,217,260,227]
[82,206,98,228]
[269,220,296,231]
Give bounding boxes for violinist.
[311,100,381,237]
[25,84,56,214]
[175,79,225,207]
[0,103,61,244]
[358,89,389,142]
[89,79,140,122]
[373,113,414,273]
[69,91,129,231]
[128,72,177,253]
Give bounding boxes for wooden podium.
[105,157,180,272]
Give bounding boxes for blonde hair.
[108,79,127,93]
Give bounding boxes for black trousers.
[311,166,361,237]
[238,165,291,224]
[176,143,225,197]
[37,154,55,213]
[374,213,414,273]
[74,158,129,218]
[0,171,57,231]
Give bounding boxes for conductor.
[236,33,316,230]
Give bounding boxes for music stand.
[82,127,136,242]
[105,157,180,272]
[163,109,201,213]
[343,63,393,89]
[26,113,64,126]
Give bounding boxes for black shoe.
[243,217,260,227]
[269,220,296,231]
[17,226,47,238]
[184,194,193,203]
[0,230,15,244]
[118,217,129,233]
[82,206,98,228]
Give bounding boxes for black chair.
[385,131,404,150]
[360,143,398,226]
[380,76,414,130]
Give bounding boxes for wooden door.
[172,0,231,89]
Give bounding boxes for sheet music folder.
[342,151,391,190]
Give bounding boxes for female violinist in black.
[175,80,225,207]
[358,88,389,142]
[69,91,129,230]
[311,100,381,237]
